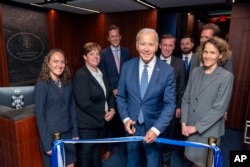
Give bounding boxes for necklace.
[55,80,62,88]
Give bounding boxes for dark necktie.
[138,64,148,124]
[184,56,189,71]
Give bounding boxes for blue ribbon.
[52,139,65,167]
[52,136,222,167]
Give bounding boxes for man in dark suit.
[99,25,132,92]
[180,34,200,84]
[159,34,186,167]
[116,28,176,167]
[99,25,132,161]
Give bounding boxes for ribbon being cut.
[52,136,222,167]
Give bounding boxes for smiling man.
[99,25,132,161]
[116,28,176,167]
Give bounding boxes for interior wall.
[226,3,250,131]
[47,9,157,73]
[0,5,9,86]
[0,6,157,86]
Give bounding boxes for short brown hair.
[82,42,101,56]
[160,34,176,43]
[107,25,121,36]
[180,34,194,43]
[201,23,221,37]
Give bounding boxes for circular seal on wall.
[7,32,44,61]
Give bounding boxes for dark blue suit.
[99,46,132,90]
[35,80,78,167]
[116,56,176,167]
[99,46,132,142]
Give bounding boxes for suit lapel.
[134,59,142,99]
[84,66,105,96]
[143,58,161,99]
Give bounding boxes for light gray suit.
[181,66,234,166]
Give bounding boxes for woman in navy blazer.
[35,49,79,167]
[72,42,116,167]
[181,37,234,167]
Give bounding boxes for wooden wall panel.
[47,10,84,73]
[102,10,157,57]
[0,5,9,86]
[226,3,250,130]
[47,9,157,73]
[0,116,43,167]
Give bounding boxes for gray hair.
[136,28,159,43]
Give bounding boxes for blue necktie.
[138,64,148,124]
[184,56,189,71]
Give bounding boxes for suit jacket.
[99,46,132,90]
[34,80,78,152]
[72,65,115,129]
[222,57,233,73]
[170,56,186,108]
[188,53,200,74]
[181,66,234,138]
[116,56,176,133]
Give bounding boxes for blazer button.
[195,98,198,101]
[193,110,195,112]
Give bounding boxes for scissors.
[130,124,135,138]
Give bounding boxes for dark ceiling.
[1,0,233,15]
[1,0,248,21]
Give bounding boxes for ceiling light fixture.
[136,0,155,9]
[61,3,100,13]
[30,3,43,8]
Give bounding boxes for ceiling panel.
[146,0,227,8]
[9,0,231,15]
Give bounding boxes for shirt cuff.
[123,117,130,124]
[151,127,160,136]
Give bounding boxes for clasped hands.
[182,123,197,136]
[124,119,157,143]
[104,108,116,122]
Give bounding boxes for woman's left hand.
[186,125,197,135]
[104,109,116,121]
[72,137,80,140]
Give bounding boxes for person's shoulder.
[172,56,184,64]
[74,66,87,76]
[121,46,131,52]
[35,80,48,90]
[191,66,203,74]
[35,80,46,86]
[123,56,138,65]
[218,66,234,78]
[101,47,111,54]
